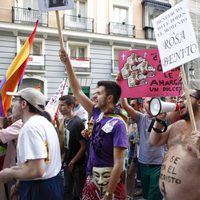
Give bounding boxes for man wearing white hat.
[0,88,63,200]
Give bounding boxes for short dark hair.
[97,81,121,104]
[59,95,76,106]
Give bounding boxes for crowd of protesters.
[0,48,200,200]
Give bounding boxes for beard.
[180,103,199,121]
[180,112,190,121]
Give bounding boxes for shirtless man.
[149,82,200,200]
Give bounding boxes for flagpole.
[53,78,67,126]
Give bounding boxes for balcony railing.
[63,15,94,32]
[108,22,135,37]
[12,7,48,27]
[70,57,91,74]
[111,59,119,75]
[26,54,46,72]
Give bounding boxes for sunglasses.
[12,97,21,102]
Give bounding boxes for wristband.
[153,118,167,133]
[148,118,167,133]
[155,118,166,126]
[152,127,165,133]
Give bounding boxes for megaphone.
[149,98,179,117]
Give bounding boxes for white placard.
[153,0,200,72]
[38,0,74,12]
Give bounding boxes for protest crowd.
[0,2,200,199]
[0,45,199,200]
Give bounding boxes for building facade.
[171,0,200,82]
[0,0,172,99]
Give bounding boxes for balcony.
[108,22,135,37]
[12,7,48,27]
[26,54,46,73]
[70,57,91,74]
[63,15,94,32]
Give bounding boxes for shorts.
[18,174,64,200]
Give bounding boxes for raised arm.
[120,98,137,120]
[120,98,137,121]
[59,48,94,116]
[116,73,138,121]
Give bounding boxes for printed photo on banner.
[119,49,182,98]
[152,0,200,72]
[38,0,74,12]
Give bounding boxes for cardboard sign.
[152,0,200,72]
[119,49,182,98]
[38,0,74,12]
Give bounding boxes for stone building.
[0,0,173,98]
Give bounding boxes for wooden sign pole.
[55,10,64,49]
[180,65,197,131]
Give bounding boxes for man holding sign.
[149,80,200,200]
[60,48,128,200]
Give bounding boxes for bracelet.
[152,127,165,133]
[155,118,166,126]
[153,119,167,133]
[148,118,167,133]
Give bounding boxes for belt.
[141,163,161,167]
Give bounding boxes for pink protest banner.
[119,49,182,98]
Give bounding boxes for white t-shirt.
[17,115,61,180]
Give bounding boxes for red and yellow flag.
[0,20,38,116]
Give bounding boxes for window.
[69,46,87,58]
[142,0,171,39]
[113,6,128,23]
[143,7,163,28]
[112,46,130,75]
[68,0,86,17]
[19,39,43,55]
[17,37,45,71]
[67,42,90,73]
[18,0,39,9]
[68,43,89,58]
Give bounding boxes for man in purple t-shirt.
[60,48,128,200]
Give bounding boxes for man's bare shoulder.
[168,119,187,147]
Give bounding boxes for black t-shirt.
[64,115,86,165]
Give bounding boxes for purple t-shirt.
[87,107,128,175]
